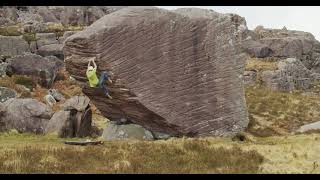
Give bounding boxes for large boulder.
[0,98,53,133]
[45,96,92,137]
[102,121,154,141]
[64,7,249,137]
[0,35,30,56]
[7,53,61,88]
[0,87,17,103]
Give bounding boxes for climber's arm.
[92,58,97,70]
[87,59,91,70]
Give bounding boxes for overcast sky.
[157,6,320,41]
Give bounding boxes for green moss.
[0,25,23,36]
[22,33,37,45]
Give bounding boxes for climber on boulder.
[86,57,113,99]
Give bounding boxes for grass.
[22,33,38,45]
[0,24,23,36]
[1,132,320,173]
[245,84,320,137]
[245,58,278,72]
[0,132,264,174]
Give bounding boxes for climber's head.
[88,66,94,71]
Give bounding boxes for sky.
[157,6,320,41]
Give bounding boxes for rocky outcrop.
[0,87,17,103]
[6,53,61,88]
[0,35,30,56]
[261,58,315,91]
[243,26,320,73]
[0,98,53,133]
[102,121,154,141]
[0,6,126,27]
[64,7,249,137]
[45,96,92,137]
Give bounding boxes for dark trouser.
[98,71,109,96]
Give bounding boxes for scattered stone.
[297,121,320,133]
[152,132,171,140]
[243,70,257,85]
[0,62,8,77]
[44,94,56,107]
[0,87,17,103]
[48,89,65,102]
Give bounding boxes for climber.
[86,57,113,99]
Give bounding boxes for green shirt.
[86,68,99,87]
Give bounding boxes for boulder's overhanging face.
[64,7,249,137]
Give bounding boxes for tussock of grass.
[0,133,264,174]
[245,85,320,137]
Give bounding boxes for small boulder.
[45,96,92,137]
[0,35,30,56]
[0,62,8,77]
[0,87,17,103]
[102,122,154,141]
[37,44,63,60]
[44,94,56,107]
[242,39,272,58]
[36,33,58,48]
[297,121,320,133]
[0,98,53,133]
[243,70,257,85]
[48,89,65,102]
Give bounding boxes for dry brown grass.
[245,58,278,72]
[0,132,264,174]
[245,85,320,137]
